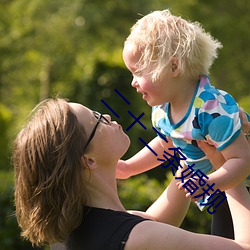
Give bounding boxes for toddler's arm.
[205,109,250,191]
[116,136,173,179]
[178,108,250,199]
[179,132,250,198]
[207,131,250,191]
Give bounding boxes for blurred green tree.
[0,0,249,248]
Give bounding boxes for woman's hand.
[197,141,225,171]
[239,107,250,141]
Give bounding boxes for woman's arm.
[226,184,250,243]
[144,164,190,227]
[129,167,190,227]
[125,184,250,250]
[127,139,190,226]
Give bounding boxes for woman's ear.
[170,57,180,77]
[82,155,97,169]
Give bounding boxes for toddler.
[119,9,250,238]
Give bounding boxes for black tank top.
[66,206,148,250]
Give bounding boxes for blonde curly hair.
[13,98,88,246]
[125,9,222,81]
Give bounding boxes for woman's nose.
[103,114,112,122]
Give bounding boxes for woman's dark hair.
[13,98,88,246]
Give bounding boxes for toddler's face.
[123,43,173,106]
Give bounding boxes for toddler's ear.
[170,57,180,76]
[171,62,178,72]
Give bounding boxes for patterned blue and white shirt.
[152,75,249,182]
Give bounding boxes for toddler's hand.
[176,178,198,201]
[239,107,250,136]
[177,177,212,202]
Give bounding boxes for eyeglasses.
[84,111,110,151]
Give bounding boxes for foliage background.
[0,0,249,249]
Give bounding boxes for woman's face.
[68,103,130,162]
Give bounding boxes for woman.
[13,98,250,249]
